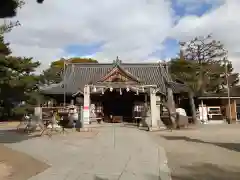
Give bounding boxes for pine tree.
[177,35,239,95]
[0,34,41,119]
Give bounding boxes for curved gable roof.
[40,62,188,95]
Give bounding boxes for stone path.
[6,125,171,180]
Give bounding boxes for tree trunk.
[167,87,176,128]
[189,91,197,124]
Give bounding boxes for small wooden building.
[40,58,194,129]
[198,87,240,123]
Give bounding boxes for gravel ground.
[0,162,12,180]
[0,144,49,180]
[151,124,240,180]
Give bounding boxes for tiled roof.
[199,86,240,98]
[40,62,189,95]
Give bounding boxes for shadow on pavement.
[0,128,39,143]
[94,175,161,180]
[172,163,240,180]
[94,176,107,180]
[161,135,240,152]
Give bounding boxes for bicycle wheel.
[16,121,27,131]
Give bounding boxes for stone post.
[139,93,150,130]
[156,95,165,129]
[83,85,90,125]
[34,106,42,123]
[150,88,158,130]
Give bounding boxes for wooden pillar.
[233,99,237,122]
[150,88,158,130]
[226,99,237,123]
[189,91,197,123]
[83,85,90,125]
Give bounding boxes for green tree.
[174,35,239,95]
[169,55,238,96]
[0,0,46,18]
[0,0,24,18]
[0,33,41,119]
[40,57,98,85]
[169,57,199,93]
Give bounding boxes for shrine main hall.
[41,58,194,130]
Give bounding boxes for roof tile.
[40,63,189,95]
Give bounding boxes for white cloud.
[2,0,240,73]
[9,43,64,72]
[171,0,240,72]
[4,0,174,70]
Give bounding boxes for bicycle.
[16,114,31,132]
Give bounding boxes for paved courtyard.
[3,123,239,180]
[3,125,170,180]
[151,124,240,180]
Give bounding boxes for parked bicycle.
[16,114,31,132]
[17,114,45,134]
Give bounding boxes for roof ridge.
[66,63,163,68]
[66,62,162,65]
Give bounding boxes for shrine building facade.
[40,58,194,130]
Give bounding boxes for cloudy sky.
[3,0,240,72]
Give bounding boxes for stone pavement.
[5,125,171,180]
[151,124,240,180]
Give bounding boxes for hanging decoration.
[136,89,139,95]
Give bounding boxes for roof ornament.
[113,56,121,67]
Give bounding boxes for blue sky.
[63,0,220,61]
[65,42,103,57]
[172,0,216,17]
